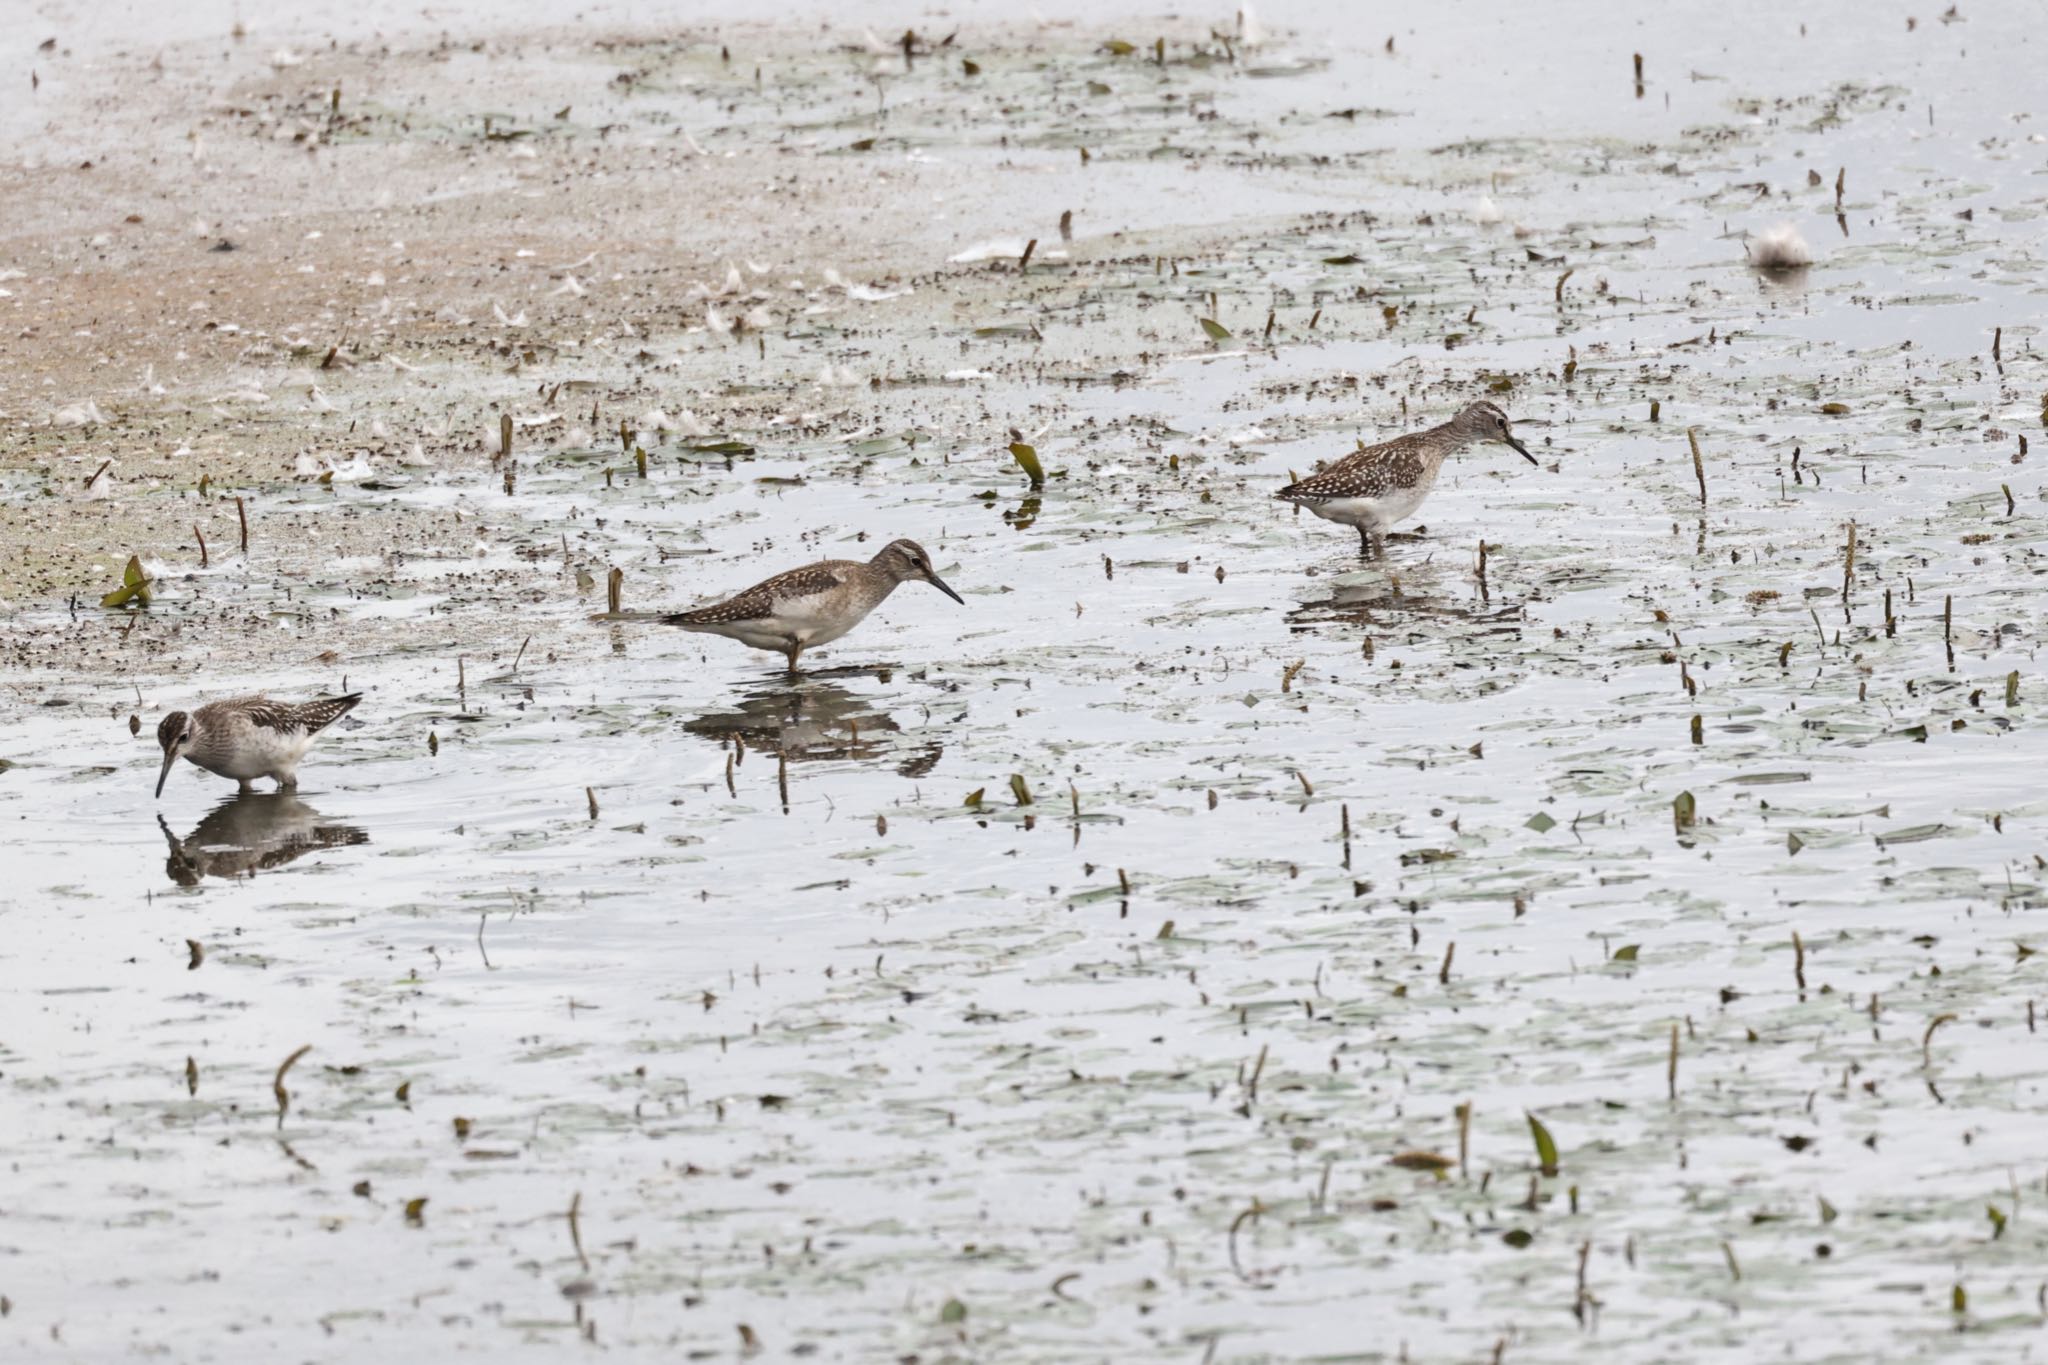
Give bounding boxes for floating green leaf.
[1611,944,1640,962]
[964,788,985,808]
[1526,1112,1559,1177]
[1102,39,1136,55]
[1388,1151,1454,1174]
[939,1297,968,1324]
[1525,811,1556,832]
[1322,253,1363,265]
[1198,317,1231,342]
[1007,442,1045,489]
[1501,1228,1534,1249]
[1009,774,1034,806]
[101,554,151,610]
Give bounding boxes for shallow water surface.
[4,2,2048,1361]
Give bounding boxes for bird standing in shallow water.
[662,538,964,674]
[155,693,362,797]
[1275,399,1537,558]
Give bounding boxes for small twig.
[1923,1012,1958,1068]
[1667,1022,1679,1100]
[567,1191,590,1272]
[274,1043,313,1129]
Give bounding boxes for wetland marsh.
[3,1,2048,1360]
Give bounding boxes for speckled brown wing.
[222,694,362,736]
[1277,433,1430,503]
[663,561,853,627]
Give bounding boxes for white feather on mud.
[52,400,108,427]
[825,268,911,302]
[1747,222,1813,269]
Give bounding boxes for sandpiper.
[155,693,362,798]
[662,538,963,673]
[1275,399,1537,557]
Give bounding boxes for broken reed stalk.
[1944,594,1954,669]
[1018,237,1037,273]
[236,496,249,552]
[457,656,466,705]
[1476,538,1489,598]
[777,751,789,811]
[1456,1101,1472,1180]
[585,786,598,819]
[1667,1022,1679,1100]
[1439,941,1455,985]
[1993,327,2002,363]
[194,524,208,568]
[607,568,623,616]
[1792,930,1807,992]
[1841,521,1856,610]
[499,413,513,459]
[1686,426,1707,506]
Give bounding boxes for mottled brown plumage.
[1276,399,1535,557]
[663,538,964,672]
[156,693,362,798]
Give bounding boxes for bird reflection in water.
[1288,551,1532,627]
[684,674,942,779]
[160,792,370,886]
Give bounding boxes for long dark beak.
[927,571,965,605]
[155,747,179,799]
[1505,434,1537,466]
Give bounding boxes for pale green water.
[4,3,2048,1361]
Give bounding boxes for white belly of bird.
[196,728,315,782]
[707,591,876,653]
[1305,485,1430,532]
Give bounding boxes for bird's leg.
[237,778,254,794]
[278,775,298,792]
[784,638,803,675]
[1358,525,1374,558]
[1368,529,1388,561]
